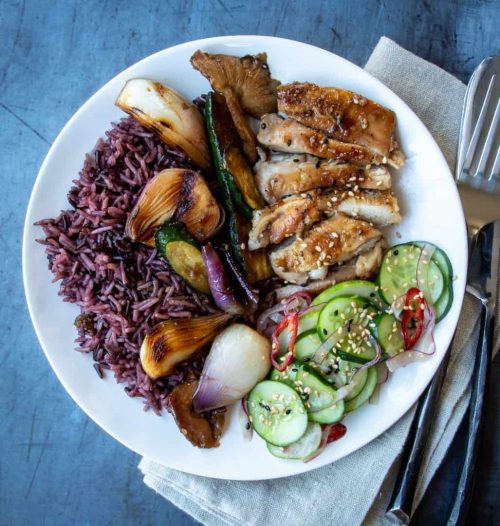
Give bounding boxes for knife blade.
[447,220,499,525]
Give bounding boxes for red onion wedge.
[202,244,244,315]
[193,324,271,412]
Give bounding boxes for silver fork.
[456,55,500,194]
[386,56,500,525]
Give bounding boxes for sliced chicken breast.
[269,214,382,283]
[324,190,401,227]
[277,82,396,158]
[254,153,391,204]
[249,190,400,249]
[248,192,321,250]
[257,114,381,165]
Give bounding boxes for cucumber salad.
[248,241,453,461]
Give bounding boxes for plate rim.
[22,34,468,480]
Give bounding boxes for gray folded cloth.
[139,37,497,526]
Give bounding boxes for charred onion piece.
[191,50,279,164]
[140,313,232,379]
[126,169,223,246]
[115,78,211,172]
[168,380,225,448]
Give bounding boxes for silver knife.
[447,219,500,525]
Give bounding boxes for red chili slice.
[271,312,299,372]
[326,423,347,444]
[402,287,425,349]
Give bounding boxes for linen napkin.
[139,37,498,526]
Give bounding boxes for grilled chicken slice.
[248,191,322,250]
[277,82,396,159]
[273,242,384,298]
[325,190,401,227]
[254,153,391,204]
[191,51,279,164]
[269,214,382,283]
[355,240,384,279]
[257,114,381,165]
[249,190,400,249]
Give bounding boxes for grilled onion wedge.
[126,169,224,246]
[116,78,211,172]
[140,313,233,379]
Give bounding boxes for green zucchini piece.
[155,222,210,293]
[204,92,262,218]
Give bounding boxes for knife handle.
[386,348,451,524]
[447,305,493,526]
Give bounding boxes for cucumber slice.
[309,399,345,424]
[311,280,386,310]
[296,367,337,412]
[413,241,454,322]
[248,381,308,446]
[373,313,404,357]
[377,243,444,305]
[294,330,322,362]
[270,361,301,387]
[335,324,378,364]
[344,367,378,413]
[344,367,369,401]
[318,295,378,342]
[267,422,322,460]
[433,284,453,322]
[278,307,321,354]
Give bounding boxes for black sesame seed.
[322,328,328,335]
[363,303,369,309]
[393,249,399,256]
[370,292,375,297]
[245,422,251,430]
[285,409,292,415]
[292,368,298,373]
[334,309,339,316]
[302,393,310,401]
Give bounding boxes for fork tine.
[460,74,496,179]
[473,95,500,179]
[489,146,500,182]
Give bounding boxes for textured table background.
[1,1,499,525]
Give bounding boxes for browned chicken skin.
[168,380,225,448]
[257,114,381,165]
[254,153,392,204]
[277,82,396,158]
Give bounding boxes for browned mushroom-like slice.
[168,380,225,448]
[191,50,279,164]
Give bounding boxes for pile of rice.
[36,117,216,414]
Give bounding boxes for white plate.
[23,36,467,480]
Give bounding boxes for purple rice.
[35,117,216,414]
